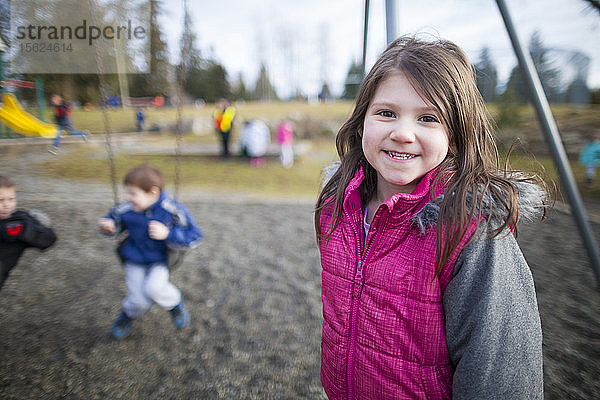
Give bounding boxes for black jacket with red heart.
[1,210,57,289]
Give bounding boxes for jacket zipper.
[345,206,379,400]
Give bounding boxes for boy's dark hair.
[0,176,16,188]
[123,164,164,192]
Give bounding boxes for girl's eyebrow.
[369,102,439,114]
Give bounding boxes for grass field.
[39,141,337,198]
[64,101,356,136]
[6,101,600,201]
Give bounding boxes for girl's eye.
[419,115,439,123]
[377,110,395,118]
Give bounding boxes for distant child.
[0,176,57,290]
[98,163,202,339]
[276,119,294,168]
[314,36,547,399]
[213,98,236,159]
[240,120,271,167]
[136,107,146,132]
[49,94,88,154]
[579,133,600,187]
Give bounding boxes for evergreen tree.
[590,88,600,104]
[177,0,201,98]
[565,77,591,104]
[129,0,170,97]
[232,72,248,101]
[319,83,332,102]
[529,31,562,102]
[174,0,231,103]
[474,47,497,102]
[504,65,527,104]
[341,60,363,100]
[565,50,591,104]
[252,64,278,101]
[504,31,563,103]
[201,61,231,103]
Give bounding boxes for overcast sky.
[160,0,600,98]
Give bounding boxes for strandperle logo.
[11,0,150,74]
[15,20,147,46]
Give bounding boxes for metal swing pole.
[361,0,370,79]
[385,0,397,45]
[495,0,600,289]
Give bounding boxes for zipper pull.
[353,261,365,298]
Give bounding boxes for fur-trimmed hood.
[411,180,546,234]
[321,162,546,234]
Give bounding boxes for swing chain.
[174,0,190,201]
[89,0,119,205]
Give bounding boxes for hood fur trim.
[411,179,547,234]
[320,161,341,189]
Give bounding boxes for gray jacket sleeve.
[443,228,543,399]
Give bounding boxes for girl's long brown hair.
[315,36,546,275]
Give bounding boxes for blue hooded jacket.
[105,191,202,265]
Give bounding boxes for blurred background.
[0,1,599,399]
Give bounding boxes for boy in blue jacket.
[99,163,202,339]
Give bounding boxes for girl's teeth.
[387,151,415,160]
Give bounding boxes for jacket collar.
[344,165,442,217]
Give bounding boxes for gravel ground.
[1,141,599,399]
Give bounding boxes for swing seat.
[166,245,189,270]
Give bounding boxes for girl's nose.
[389,120,416,143]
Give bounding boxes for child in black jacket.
[0,176,57,290]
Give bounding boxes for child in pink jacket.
[314,36,546,399]
[276,119,294,168]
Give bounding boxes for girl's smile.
[362,71,449,199]
[384,150,417,160]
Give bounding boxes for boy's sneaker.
[111,312,133,339]
[48,146,59,155]
[170,301,190,328]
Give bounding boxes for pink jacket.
[319,166,477,399]
[276,121,293,145]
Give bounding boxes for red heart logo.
[7,224,23,236]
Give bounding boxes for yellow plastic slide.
[0,93,58,138]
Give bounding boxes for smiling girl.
[315,36,547,399]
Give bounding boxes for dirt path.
[1,142,599,399]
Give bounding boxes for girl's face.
[362,71,449,198]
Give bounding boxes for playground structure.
[0,34,53,139]
[0,75,52,138]
[0,93,57,138]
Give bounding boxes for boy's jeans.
[122,262,181,318]
[52,120,86,147]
